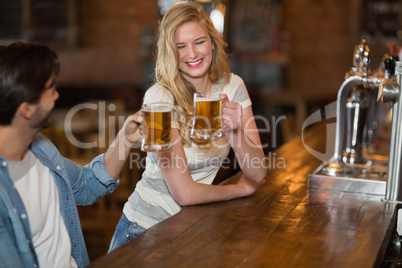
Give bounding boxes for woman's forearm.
[225,126,267,182]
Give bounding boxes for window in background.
[0,0,22,41]
[0,0,78,47]
[230,0,281,53]
[359,0,402,46]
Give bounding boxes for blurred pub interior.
[1,0,401,261]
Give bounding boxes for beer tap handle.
[352,39,370,77]
[378,78,399,103]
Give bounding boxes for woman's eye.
[177,45,185,49]
[196,41,205,45]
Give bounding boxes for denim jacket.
[0,133,119,268]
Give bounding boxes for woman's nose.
[187,45,197,59]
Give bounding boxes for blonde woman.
[108,1,267,252]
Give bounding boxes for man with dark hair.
[0,42,143,267]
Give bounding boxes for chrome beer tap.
[322,40,383,175]
[308,40,396,197]
[378,63,401,202]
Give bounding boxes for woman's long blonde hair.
[154,1,231,146]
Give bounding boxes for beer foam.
[154,107,172,112]
[197,97,220,102]
[143,105,172,112]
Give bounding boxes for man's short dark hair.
[0,42,60,125]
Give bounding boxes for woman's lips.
[186,58,203,68]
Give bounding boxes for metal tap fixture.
[308,40,401,200]
[378,63,400,202]
[342,41,372,165]
[322,40,383,175]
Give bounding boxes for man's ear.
[17,102,35,119]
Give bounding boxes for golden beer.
[141,103,173,152]
[190,92,223,145]
[194,100,221,131]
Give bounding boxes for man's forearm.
[103,130,132,180]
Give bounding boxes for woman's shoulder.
[221,73,250,107]
[144,83,167,96]
[144,84,174,104]
[216,73,243,91]
[220,73,246,93]
[229,73,245,86]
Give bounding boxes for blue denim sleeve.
[87,154,120,190]
[0,216,27,267]
[65,154,119,206]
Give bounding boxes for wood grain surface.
[89,123,398,268]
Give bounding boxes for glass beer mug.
[141,102,173,152]
[190,92,225,145]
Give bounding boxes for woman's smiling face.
[175,21,214,82]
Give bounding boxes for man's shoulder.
[31,132,60,157]
[32,132,53,146]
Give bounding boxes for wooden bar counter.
[89,123,398,268]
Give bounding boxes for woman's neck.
[193,79,213,94]
[181,71,212,94]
